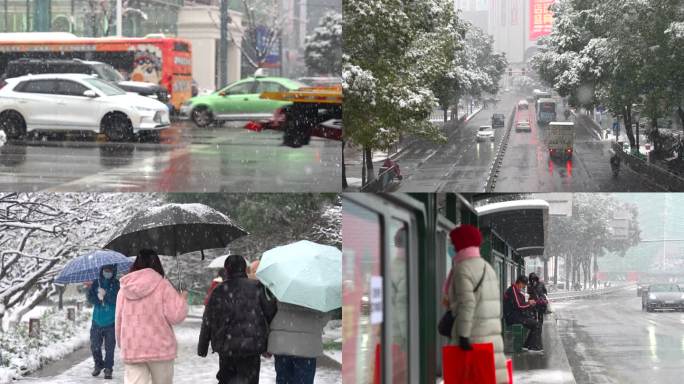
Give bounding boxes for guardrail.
[611,142,683,191]
[547,282,634,302]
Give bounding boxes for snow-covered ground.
[18,318,341,383]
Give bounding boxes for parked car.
[0,74,170,141]
[515,120,531,132]
[180,74,308,127]
[642,283,684,312]
[491,113,505,128]
[2,58,170,110]
[476,125,495,141]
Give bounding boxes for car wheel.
[191,107,213,128]
[0,110,26,140]
[102,113,133,142]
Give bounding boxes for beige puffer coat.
[449,257,507,383]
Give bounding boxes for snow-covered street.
[19,317,341,384]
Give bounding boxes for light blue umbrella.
[256,240,341,312]
[54,250,134,284]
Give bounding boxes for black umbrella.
[104,203,248,286]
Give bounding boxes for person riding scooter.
[379,158,403,181]
[609,149,621,177]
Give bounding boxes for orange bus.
[0,32,192,111]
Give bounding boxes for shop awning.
[476,200,549,258]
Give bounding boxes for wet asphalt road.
[394,91,664,192]
[395,92,519,192]
[493,104,662,192]
[0,122,341,192]
[556,287,684,384]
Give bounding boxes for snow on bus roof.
[0,32,79,41]
[476,199,550,216]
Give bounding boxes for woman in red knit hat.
[444,224,507,384]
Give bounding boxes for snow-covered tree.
[232,0,286,73]
[0,193,161,329]
[83,0,147,37]
[547,194,640,288]
[532,0,684,151]
[445,24,507,120]
[304,11,342,76]
[344,0,461,182]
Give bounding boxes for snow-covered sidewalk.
[19,317,341,383]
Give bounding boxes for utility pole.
[219,0,230,88]
[116,0,122,36]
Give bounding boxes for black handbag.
[439,264,487,338]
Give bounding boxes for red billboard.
[529,0,554,40]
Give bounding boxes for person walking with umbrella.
[115,249,188,384]
[198,255,277,384]
[85,264,120,379]
[267,302,331,383]
[255,240,342,384]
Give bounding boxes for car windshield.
[83,77,126,96]
[94,64,124,82]
[650,284,680,292]
[479,127,490,131]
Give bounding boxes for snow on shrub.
[0,307,90,383]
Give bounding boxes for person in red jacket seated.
[204,269,227,305]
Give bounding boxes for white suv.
[0,73,170,141]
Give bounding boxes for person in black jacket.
[198,255,277,384]
[527,272,548,323]
[503,275,542,352]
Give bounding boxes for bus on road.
[0,32,192,111]
[537,98,557,126]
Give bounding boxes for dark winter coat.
[527,281,548,311]
[503,285,534,325]
[87,265,119,327]
[198,270,277,357]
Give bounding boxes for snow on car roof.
[6,73,96,81]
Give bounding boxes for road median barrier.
[486,105,516,191]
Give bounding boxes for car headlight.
[133,106,156,112]
[649,294,657,300]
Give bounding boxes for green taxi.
[180,75,308,127]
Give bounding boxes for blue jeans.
[90,324,115,370]
[274,355,316,384]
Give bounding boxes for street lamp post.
[219,0,230,89]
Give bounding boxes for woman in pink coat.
[115,249,188,384]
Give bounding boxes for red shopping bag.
[373,343,381,384]
[442,343,496,384]
[506,358,513,384]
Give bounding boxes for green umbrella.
[256,240,341,312]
